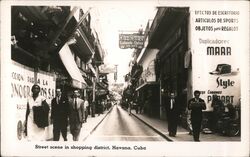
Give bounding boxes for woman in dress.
[24,84,49,141]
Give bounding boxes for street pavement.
[85,105,166,141]
[130,109,241,142]
[49,104,240,142]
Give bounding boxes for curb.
[82,106,114,141]
[131,112,173,142]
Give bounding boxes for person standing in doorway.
[188,90,206,142]
[166,92,180,137]
[51,88,70,141]
[69,90,85,141]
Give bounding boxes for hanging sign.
[119,34,144,49]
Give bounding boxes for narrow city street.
[5,2,247,156]
[86,105,166,141]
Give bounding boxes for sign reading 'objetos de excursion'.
[190,4,248,111]
[119,34,144,49]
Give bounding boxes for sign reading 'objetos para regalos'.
[190,4,247,111]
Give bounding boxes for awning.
[135,82,158,91]
[59,44,87,89]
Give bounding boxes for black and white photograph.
[1,0,249,156]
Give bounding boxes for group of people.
[24,84,89,141]
[96,99,112,116]
[165,89,240,141]
[165,90,206,142]
[126,98,143,115]
[25,83,235,142]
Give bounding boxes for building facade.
[11,6,106,140]
[131,7,241,132]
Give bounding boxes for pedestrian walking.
[69,90,85,141]
[128,100,132,115]
[137,96,143,114]
[24,84,50,141]
[51,88,70,141]
[134,98,139,114]
[96,99,102,116]
[165,92,180,137]
[107,99,112,109]
[188,90,206,142]
[84,96,89,122]
[101,100,105,113]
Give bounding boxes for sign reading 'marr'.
[119,34,144,49]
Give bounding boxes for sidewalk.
[131,110,240,142]
[48,106,113,141]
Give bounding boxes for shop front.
[153,7,241,132]
[136,49,160,118]
[149,7,189,122]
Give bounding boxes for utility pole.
[92,75,96,117]
[114,64,118,82]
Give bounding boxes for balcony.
[147,7,189,49]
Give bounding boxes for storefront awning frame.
[59,44,87,89]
